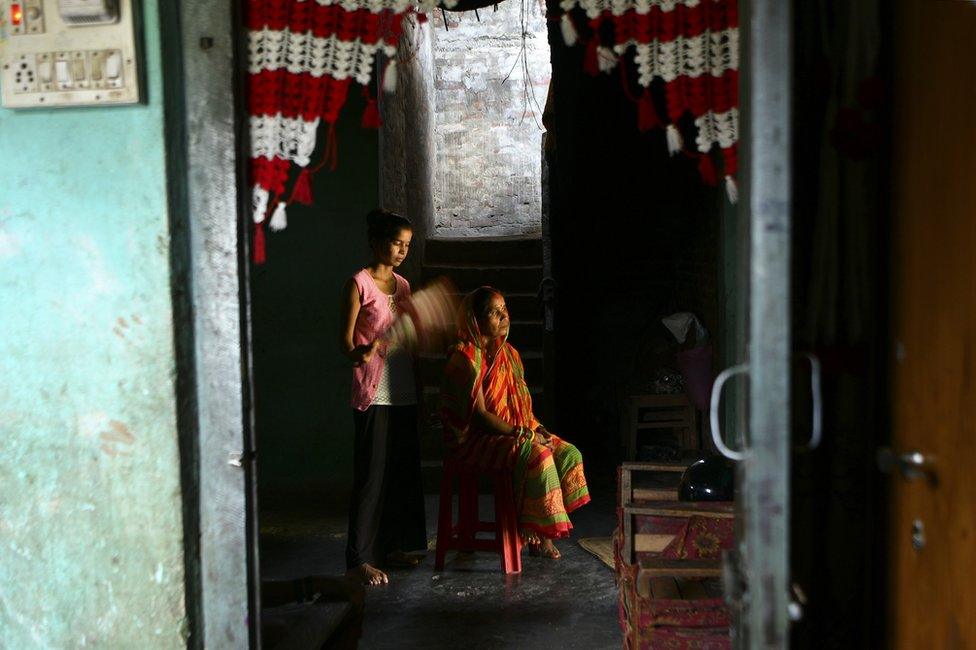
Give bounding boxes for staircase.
[418,235,546,490]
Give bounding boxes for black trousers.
[346,405,427,569]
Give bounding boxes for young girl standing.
[339,209,427,586]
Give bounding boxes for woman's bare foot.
[345,563,388,586]
[527,538,561,560]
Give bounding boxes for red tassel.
[584,37,600,76]
[417,12,428,23]
[361,93,382,129]
[290,169,313,205]
[638,91,659,132]
[253,222,266,265]
[324,122,338,171]
[698,152,718,186]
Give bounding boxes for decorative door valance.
[556,0,739,201]
[246,0,454,262]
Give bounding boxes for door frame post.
[740,0,793,646]
[167,0,258,646]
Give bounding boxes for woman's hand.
[535,425,553,449]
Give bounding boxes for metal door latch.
[877,448,935,482]
[911,519,926,551]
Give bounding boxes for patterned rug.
[578,537,614,570]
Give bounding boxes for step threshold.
[424,262,544,271]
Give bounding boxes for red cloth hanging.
[559,0,740,197]
[246,0,421,259]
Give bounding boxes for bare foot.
[528,539,561,560]
[345,563,388,586]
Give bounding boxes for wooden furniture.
[619,460,696,563]
[615,462,734,649]
[621,393,699,461]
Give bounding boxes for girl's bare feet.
[345,563,388,586]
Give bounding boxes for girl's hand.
[352,341,380,366]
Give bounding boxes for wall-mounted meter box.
[0,0,141,108]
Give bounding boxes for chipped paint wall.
[0,2,188,646]
[431,4,549,237]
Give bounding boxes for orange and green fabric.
[440,291,590,539]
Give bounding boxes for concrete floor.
[260,470,621,649]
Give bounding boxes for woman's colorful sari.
[440,291,590,539]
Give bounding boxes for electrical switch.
[38,58,52,83]
[55,59,70,85]
[71,57,85,82]
[90,56,102,81]
[2,0,141,108]
[105,52,121,80]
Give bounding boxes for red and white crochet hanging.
[246,0,448,262]
[559,0,739,201]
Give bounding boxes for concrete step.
[509,320,543,351]
[425,235,542,267]
[417,349,544,387]
[423,264,543,294]
[443,292,542,321]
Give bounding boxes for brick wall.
[431,4,549,236]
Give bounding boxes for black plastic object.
[440,0,505,11]
[678,455,735,501]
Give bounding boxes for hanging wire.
[500,0,545,129]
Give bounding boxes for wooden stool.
[621,393,699,461]
[434,457,522,574]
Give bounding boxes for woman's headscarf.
[440,287,538,447]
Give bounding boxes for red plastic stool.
[434,457,522,574]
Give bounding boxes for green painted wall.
[0,3,188,646]
[252,92,380,503]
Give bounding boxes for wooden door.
[889,2,976,648]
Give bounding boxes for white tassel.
[269,201,288,232]
[561,13,578,47]
[725,175,739,204]
[597,46,618,73]
[666,123,683,156]
[382,59,398,94]
[252,186,269,224]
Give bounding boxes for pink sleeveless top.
[350,268,411,411]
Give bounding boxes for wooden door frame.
[165,0,259,647]
[738,0,794,646]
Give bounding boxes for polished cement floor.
[260,469,621,649]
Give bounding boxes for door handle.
[710,353,823,462]
[877,447,935,481]
[797,352,823,451]
[710,363,750,461]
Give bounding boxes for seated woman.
[441,286,590,559]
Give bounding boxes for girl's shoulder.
[351,267,370,284]
[350,268,374,298]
